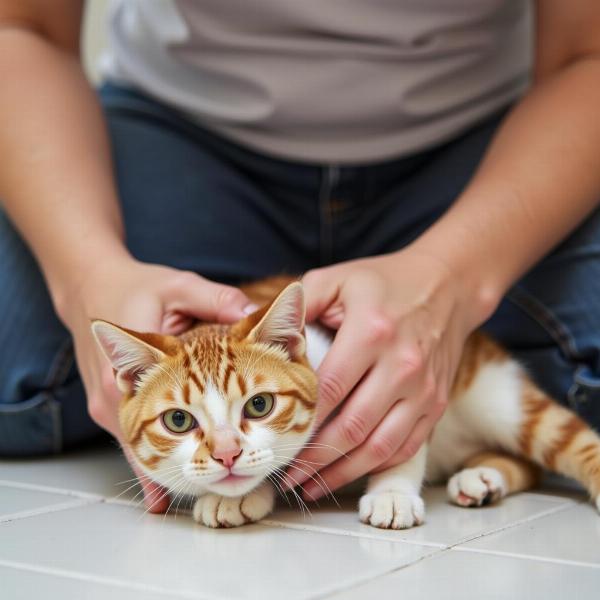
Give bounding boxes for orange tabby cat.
[92,278,600,529]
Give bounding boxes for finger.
[139,477,172,513]
[283,355,420,489]
[169,273,253,323]
[301,399,424,500]
[161,312,195,335]
[122,445,171,513]
[372,414,434,472]
[301,268,339,324]
[313,305,395,431]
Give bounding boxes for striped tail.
[520,379,600,510]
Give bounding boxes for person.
[1,0,599,511]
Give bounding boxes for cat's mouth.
[216,473,255,484]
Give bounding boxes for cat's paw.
[359,491,425,530]
[447,467,506,507]
[193,485,274,528]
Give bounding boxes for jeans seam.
[39,338,73,453]
[43,338,75,389]
[506,286,597,409]
[506,286,582,364]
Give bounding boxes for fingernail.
[243,303,259,315]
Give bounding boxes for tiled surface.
[327,549,600,600]
[0,484,88,522]
[0,444,134,498]
[266,486,574,547]
[462,503,600,566]
[0,565,181,600]
[1,443,599,599]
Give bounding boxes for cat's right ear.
[91,320,170,394]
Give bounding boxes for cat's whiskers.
[274,442,347,458]
[269,467,312,517]
[266,473,292,508]
[137,472,187,521]
[163,479,194,521]
[114,463,183,488]
[114,465,186,506]
[270,456,338,505]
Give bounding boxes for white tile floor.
[1,443,599,599]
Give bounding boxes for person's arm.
[285,0,600,498]
[0,0,128,310]
[0,1,251,510]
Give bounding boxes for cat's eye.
[243,393,275,419]
[162,409,196,433]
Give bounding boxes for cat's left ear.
[235,282,306,360]
[91,320,176,393]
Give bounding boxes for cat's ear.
[235,282,306,360]
[91,320,174,393]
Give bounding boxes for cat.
[91,277,600,529]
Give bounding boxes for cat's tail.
[520,379,600,511]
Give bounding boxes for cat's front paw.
[193,484,274,528]
[359,491,425,530]
[447,467,506,507]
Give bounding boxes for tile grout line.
[259,519,446,549]
[305,546,447,600]
[306,501,581,598]
[260,496,577,549]
[452,546,600,570]
[0,478,105,500]
[517,491,585,503]
[312,547,450,600]
[0,558,211,600]
[449,500,576,548]
[0,498,101,524]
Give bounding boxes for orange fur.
[93,275,600,527]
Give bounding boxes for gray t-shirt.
[101,0,532,164]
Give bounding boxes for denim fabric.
[1,82,599,456]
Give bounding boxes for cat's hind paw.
[193,485,274,528]
[447,467,506,508]
[359,491,425,530]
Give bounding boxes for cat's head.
[91,282,317,498]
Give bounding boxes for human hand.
[59,256,253,512]
[283,249,486,500]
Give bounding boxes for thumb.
[169,273,253,323]
[301,269,340,324]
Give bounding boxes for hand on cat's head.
[63,258,255,512]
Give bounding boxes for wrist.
[51,241,135,326]
[398,240,503,331]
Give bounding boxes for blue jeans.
[1,83,600,456]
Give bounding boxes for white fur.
[305,324,332,370]
[359,444,427,529]
[447,467,506,507]
[203,380,228,426]
[193,483,275,528]
[427,360,524,482]
[358,358,528,529]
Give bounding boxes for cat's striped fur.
[92,277,600,529]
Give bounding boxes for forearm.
[410,57,600,327]
[0,27,129,317]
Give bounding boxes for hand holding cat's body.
[288,250,485,499]
[93,280,600,530]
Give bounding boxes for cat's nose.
[211,446,242,468]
